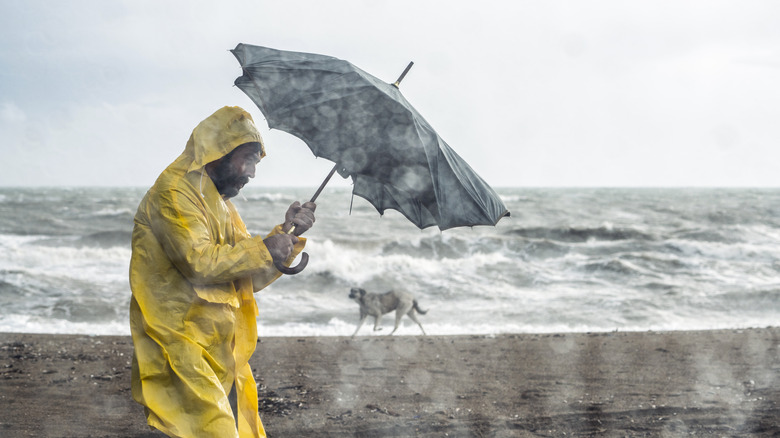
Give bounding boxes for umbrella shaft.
[285,164,339,236]
[310,164,339,203]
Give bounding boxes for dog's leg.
[407,310,427,336]
[372,314,384,332]
[351,314,368,338]
[390,302,413,335]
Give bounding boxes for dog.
[348,287,428,337]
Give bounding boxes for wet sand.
[1,328,778,437]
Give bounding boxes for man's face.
[208,143,262,199]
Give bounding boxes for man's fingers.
[291,215,313,234]
[287,204,316,235]
[279,234,299,251]
[281,234,298,249]
[287,201,301,217]
[263,234,300,262]
[301,208,316,220]
[295,211,315,225]
[284,201,302,221]
[292,217,313,228]
[284,201,313,234]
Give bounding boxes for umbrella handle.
[274,252,309,275]
[274,223,309,275]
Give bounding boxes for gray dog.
[348,287,428,337]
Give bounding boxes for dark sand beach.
[1,328,778,437]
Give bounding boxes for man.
[129,106,315,437]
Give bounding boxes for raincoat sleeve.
[147,187,292,286]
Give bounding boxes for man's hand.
[263,234,299,264]
[282,201,316,236]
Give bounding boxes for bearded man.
[129,106,315,437]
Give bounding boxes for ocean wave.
[380,235,472,259]
[32,230,132,249]
[240,192,293,202]
[673,228,743,244]
[1,186,779,336]
[0,234,49,246]
[498,194,531,204]
[0,313,130,336]
[0,276,28,302]
[691,288,780,313]
[305,238,462,286]
[640,281,679,292]
[271,238,520,300]
[582,259,648,276]
[520,240,570,259]
[663,239,780,263]
[89,207,135,218]
[0,241,131,285]
[508,225,655,243]
[619,253,689,272]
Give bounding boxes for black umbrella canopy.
[232,43,509,230]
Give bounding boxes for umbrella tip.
[392,61,414,88]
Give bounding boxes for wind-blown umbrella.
[231,43,509,273]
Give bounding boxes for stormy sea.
[0,186,778,336]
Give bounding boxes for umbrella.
[231,43,510,274]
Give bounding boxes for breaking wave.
[1,186,779,336]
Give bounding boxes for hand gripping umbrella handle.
[274,224,309,275]
[273,165,338,275]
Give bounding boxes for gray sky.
[2,0,779,188]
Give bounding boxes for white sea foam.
[0,238,130,284]
[0,187,778,336]
[90,207,134,217]
[241,192,292,202]
[0,313,131,336]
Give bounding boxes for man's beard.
[209,159,249,199]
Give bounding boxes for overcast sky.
[1,1,779,188]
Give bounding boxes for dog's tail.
[413,300,428,315]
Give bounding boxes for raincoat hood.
[179,106,266,173]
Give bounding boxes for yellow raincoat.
[129,106,304,437]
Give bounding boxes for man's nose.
[245,163,256,178]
